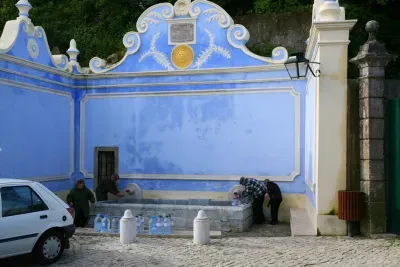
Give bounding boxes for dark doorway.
[94,147,119,191]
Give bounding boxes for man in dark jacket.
[95,173,124,201]
[264,179,282,225]
[240,177,267,224]
[67,179,95,227]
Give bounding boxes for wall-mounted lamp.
[284,52,320,79]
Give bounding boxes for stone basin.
[90,198,253,232]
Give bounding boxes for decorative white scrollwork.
[89,57,107,73]
[227,24,250,49]
[193,29,231,69]
[123,31,141,55]
[190,0,233,28]
[139,32,173,71]
[136,3,174,33]
[52,54,69,70]
[27,38,39,59]
[227,24,288,64]
[35,26,44,38]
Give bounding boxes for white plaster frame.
[167,18,197,45]
[79,87,301,182]
[0,78,74,182]
[0,65,295,90]
[305,76,317,192]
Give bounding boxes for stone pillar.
[350,21,396,235]
[306,0,356,235]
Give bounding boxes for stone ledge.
[290,208,316,236]
[74,228,222,239]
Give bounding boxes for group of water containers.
[94,214,174,235]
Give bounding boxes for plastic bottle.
[156,215,163,234]
[169,215,174,234]
[101,215,110,233]
[111,216,119,234]
[140,214,145,233]
[149,216,156,235]
[94,214,102,232]
[135,215,140,234]
[164,216,171,234]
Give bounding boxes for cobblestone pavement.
[2,224,400,267]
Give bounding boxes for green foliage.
[0,0,399,77]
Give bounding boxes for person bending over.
[95,173,124,201]
[240,177,267,224]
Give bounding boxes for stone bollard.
[120,209,136,244]
[193,210,210,245]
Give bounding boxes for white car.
[0,179,75,265]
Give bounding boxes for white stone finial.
[67,39,80,61]
[319,0,341,21]
[16,0,32,22]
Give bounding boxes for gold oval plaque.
[171,44,194,69]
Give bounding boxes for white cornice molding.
[305,20,357,59]
[80,87,301,182]
[0,53,77,79]
[0,53,288,81]
[0,65,302,90]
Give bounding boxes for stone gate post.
[350,21,396,235]
[306,0,356,235]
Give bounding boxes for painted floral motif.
[139,33,173,71]
[193,29,231,69]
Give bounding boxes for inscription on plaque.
[170,23,195,43]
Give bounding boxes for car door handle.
[40,215,48,219]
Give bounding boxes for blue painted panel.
[0,83,72,178]
[85,69,290,88]
[83,89,298,177]
[84,177,304,194]
[41,179,73,192]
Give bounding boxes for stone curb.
[74,229,222,239]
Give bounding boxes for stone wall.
[234,12,311,54]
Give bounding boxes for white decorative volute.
[67,39,79,61]
[174,0,191,16]
[16,0,32,22]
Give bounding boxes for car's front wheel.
[35,230,65,265]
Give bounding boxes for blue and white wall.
[0,7,75,197]
[0,0,312,222]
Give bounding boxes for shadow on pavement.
[224,222,291,238]
[0,254,37,267]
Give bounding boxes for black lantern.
[284,52,320,79]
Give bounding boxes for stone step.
[290,208,316,236]
[74,227,222,239]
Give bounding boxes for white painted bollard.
[120,209,136,244]
[193,210,210,245]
